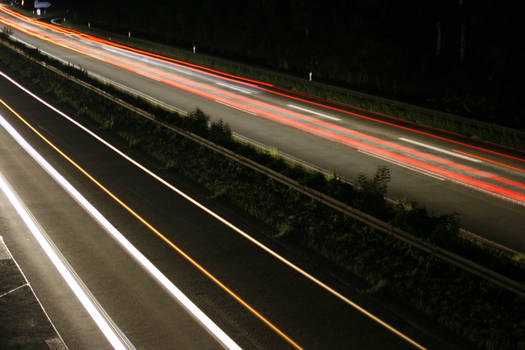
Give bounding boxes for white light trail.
[0,113,242,350]
[0,173,130,350]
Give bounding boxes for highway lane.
[0,67,476,349]
[0,169,118,350]
[0,6,523,252]
[0,101,232,348]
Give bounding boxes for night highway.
[0,2,523,349]
[0,5,523,251]
[0,70,465,349]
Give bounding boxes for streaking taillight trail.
[0,5,523,206]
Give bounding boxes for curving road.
[0,5,523,252]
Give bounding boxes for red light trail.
[0,6,524,206]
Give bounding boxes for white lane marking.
[216,82,253,94]
[215,98,256,115]
[0,70,426,350]
[287,104,341,121]
[0,237,10,260]
[398,137,482,163]
[358,149,445,181]
[0,170,132,350]
[0,283,28,298]
[0,114,241,350]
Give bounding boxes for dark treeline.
[55,0,524,129]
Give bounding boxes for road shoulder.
[0,236,67,350]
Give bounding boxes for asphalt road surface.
[0,59,480,348]
[0,6,523,252]
[0,86,227,349]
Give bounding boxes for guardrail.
[2,37,523,297]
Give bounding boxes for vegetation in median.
[0,34,523,349]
